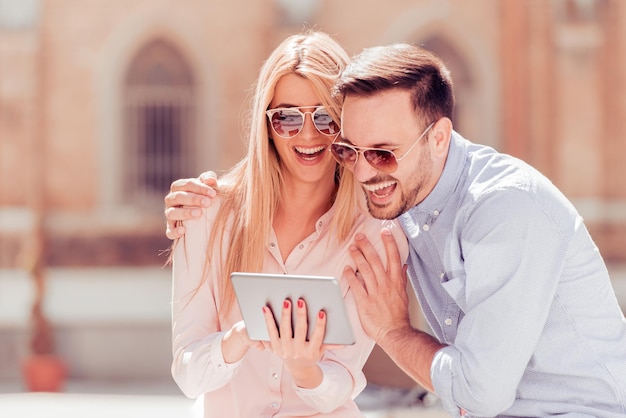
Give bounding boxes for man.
[165,44,626,417]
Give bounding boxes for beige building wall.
[1,0,625,386]
[2,0,624,264]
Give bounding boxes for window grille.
[123,39,195,208]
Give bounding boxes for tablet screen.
[231,272,356,345]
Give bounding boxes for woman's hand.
[262,298,327,388]
[221,320,265,364]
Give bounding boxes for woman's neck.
[280,177,336,218]
[273,177,337,262]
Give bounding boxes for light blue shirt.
[398,132,626,417]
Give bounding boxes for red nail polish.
[297,299,304,309]
[283,300,290,309]
[318,311,325,319]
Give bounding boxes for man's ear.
[429,117,452,159]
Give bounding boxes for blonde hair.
[181,31,361,314]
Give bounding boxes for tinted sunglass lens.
[331,144,357,166]
[271,110,304,138]
[313,109,339,135]
[364,150,397,173]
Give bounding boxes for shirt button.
[272,372,278,379]
[444,318,453,326]
[269,242,276,248]
[271,402,278,408]
[318,221,323,227]
[433,210,440,216]
[423,224,430,232]
[439,272,445,279]
[298,244,304,249]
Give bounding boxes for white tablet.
[231,272,356,345]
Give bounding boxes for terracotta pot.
[22,354,67,392]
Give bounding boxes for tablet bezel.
[230,272,356,345]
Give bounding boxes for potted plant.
[21,216,67,392]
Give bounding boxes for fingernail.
[261,306,267,314]
[191,209,201,216]
[318,311,325,319]
[283,300,290,309]
[355,233,364,241]
[200,198,209,206]
[297,299,304,309]
[382,228,392,235]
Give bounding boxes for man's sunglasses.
[329,122,435,174]
[266,106,339,138]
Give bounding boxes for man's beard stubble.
[363,146,433,220]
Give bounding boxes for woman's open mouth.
[294,145,327,162]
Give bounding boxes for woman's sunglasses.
[329,122,435,174]
[266,106,339,138]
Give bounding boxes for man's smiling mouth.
[363,180,397,199]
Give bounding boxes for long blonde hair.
[185,31,361,314]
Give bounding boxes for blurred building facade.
[0,0,625,387]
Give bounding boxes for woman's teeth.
[295,145,326,159]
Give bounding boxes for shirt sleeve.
[293,219,409,412]
[171,205,242,399]
[431,189,570,417]
[292,362,355,413]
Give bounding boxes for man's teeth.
[362,181,396,192]
[295,145,325,155]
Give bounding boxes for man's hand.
[344,228,412,343]
[346,229,444,394]
[164,171,218,239]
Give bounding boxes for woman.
[171,31,408,417]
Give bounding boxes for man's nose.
[352,151,378,183]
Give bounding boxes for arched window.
[123,39,195,208]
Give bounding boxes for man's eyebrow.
[338,135,398,148]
